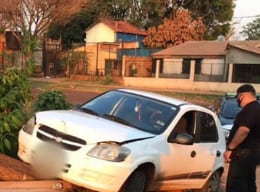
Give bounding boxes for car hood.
[222,124,233,131]
[36,110,155,144]
[219,115,235,126]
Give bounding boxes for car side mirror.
[169,133,194,145]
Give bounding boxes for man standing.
[224,84,260,192]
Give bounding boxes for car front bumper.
[18,129,133,192]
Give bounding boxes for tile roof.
[152,40,260,57]
[152,41,228,57]
[100,19,147,36]
[228,41,260,55]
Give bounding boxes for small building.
[123,40,260,93]
[84,19,148,76]
[152,41,228,82]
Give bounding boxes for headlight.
[22,116,36,134]
[87,142,130,162]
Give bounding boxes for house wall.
[163,59,182,73]
[227,48,260,64]
[86,23,115,43]
[201,59,225,75]
[124,56,152,77]
[116,33,146,48]
[161,58,225,75]
[121,56,260,93]
[85,43,118,75]
[123,77,260,93]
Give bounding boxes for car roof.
[223,92,260,100]
[117,88,190,106]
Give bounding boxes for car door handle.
[216,150,221,157]
[191,150,196,158]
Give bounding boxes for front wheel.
[121,170,147,192]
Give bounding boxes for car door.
[157,109,221,190]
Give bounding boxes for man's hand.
[224,150,232,163]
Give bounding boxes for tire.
[122,170,147,192]
[194,170,221,192]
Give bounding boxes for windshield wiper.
[78,108,99,116]
[103,114,132,126]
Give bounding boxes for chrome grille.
[37,125,86,151]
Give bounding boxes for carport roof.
[228,41,260,55]
[152,40,260,58]
[152,41,228,57]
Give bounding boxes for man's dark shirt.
[228,100,260,149]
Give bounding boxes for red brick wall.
[124,56,152,77]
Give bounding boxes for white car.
[18,89,226,192]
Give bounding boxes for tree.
[241,18,260,40]
[0,0,89,72]
[143,9,206,48]
[48,8,99,48]
[0,0,89,39]
[182,0,234,40]
[48,0,133,46]
[88,0,234,39]
[48,0,234,45]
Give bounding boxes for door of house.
[105,59,121,76]
[105,60,112,75]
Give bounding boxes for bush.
[0,67,32,157]
[102,74,113,85]
[34,90,72,112]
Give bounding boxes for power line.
[233,15,260,19]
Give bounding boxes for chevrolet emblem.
[55,137,63,143]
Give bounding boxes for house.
[83,19,148,76]
[0,31,24,71]
[151,41,228,81]
[226,41,260,83]
[122,40,260,93]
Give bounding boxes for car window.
[82,91,122,115]
[80,90,178,134]
[172,111,195,135]
[220,99,241,118]
[196,112,218,143]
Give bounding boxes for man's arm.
[228,126,250,150]
[224,126,250,162]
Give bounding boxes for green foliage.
[48,9,99,47]
[102,74,114,85]
[183,0,235,40]
[0,28,5,33]
[62,50,89,76]
[34,90,72,112]
[0,68,32,157]
[22,31,39,75]
[129,63,137,76]
[241,18,260,40]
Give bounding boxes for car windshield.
[220,99,241,119]
[79,90,178,134]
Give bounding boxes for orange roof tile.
[100,19,147,36]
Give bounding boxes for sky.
[232,0,260,40]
